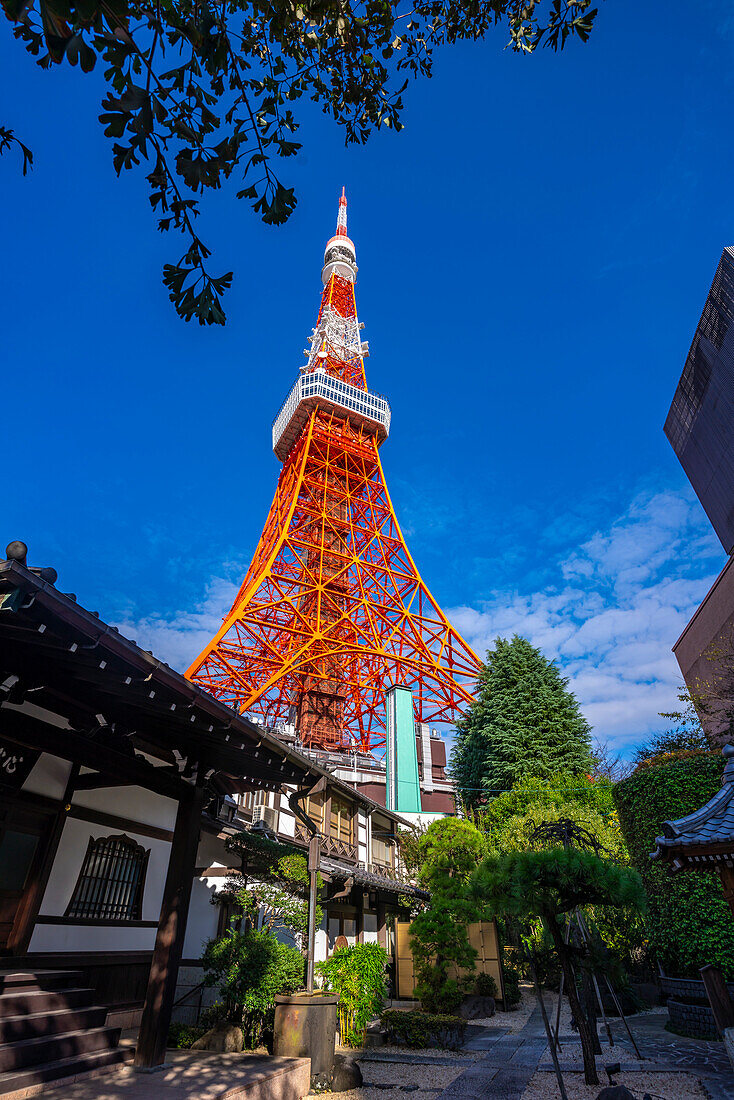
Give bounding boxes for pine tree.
[450,635,592,811]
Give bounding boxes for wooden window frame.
[65,833,150,922]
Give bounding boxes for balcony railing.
[295,820,357,863]
[272,369,391,461]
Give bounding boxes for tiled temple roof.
[652,744,734,869]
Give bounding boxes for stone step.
[0,972,84,994]
[0,988,96,1019]
[0,1006,108,1044]
[0,1027,120,1073]
[0,1046,133,1100]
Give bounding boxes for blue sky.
[2,0,732,752]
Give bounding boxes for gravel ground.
[522,1069,706,1099]
[327,1058,465,1100]
[371,1044,484,1060]
[470,983,537,1033]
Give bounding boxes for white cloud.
[115,485,724,756]
[113,574,239,673]
[448,489,724,749]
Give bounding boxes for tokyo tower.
[186,191,480,755]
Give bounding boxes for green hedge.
[380,1009,466,1050]
[614,754,734,978]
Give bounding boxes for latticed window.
[372,836,393,869]
[66,834,149,921]
[329,798,353,845]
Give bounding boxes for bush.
[202,925,305,1047]
[475,972,498,998]
[614,754,734,979]
[316,943,387,1046]
[380,1009,466,1051]
[167,1023,206,1048]
[500,964,521,1007]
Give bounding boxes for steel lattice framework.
[186,192,480,753]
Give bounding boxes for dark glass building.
[665,246,734,554]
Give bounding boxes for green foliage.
[217,832,322,951]
[450,636,593,811]
[417,816,488,890]
[201,925,304,1046]
[478,773,620,857]
[316,943,387,1046]
[475,971,497,998]
[633,711,709,766]
[167,1023,206,1049]
[500,962,521,1007]
[380,1009,467,1051]
[472,847,646,920]
[3,0,598,325]
[477,773,647,970]
[473,846,644,1087]
[409,818,488,1014]
[614,754,734,978]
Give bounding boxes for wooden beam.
[134,783,206,1069]
[73,773,133,791]
[700,964,734,1037]
[0,706,189,801]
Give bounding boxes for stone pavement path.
[434,1004,734,1100]
[434,1005,547,1100]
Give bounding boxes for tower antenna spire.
[336,186,348,238]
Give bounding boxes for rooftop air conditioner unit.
[252,805,278,832]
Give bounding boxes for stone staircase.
[0,970,133,1098]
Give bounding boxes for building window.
[329,798,353,845]
[327,911,357,953]
[305,793,325,830]
[65,834,149,921]
[372,835,394,869]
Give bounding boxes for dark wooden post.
[700,964,734,1038]
[719,865,734,918]
[134,783,205,1069]
[377,900,387,950]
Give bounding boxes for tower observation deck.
[186,190,480,755]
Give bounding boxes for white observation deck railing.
[272,368,391,461]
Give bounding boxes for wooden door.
[0,802,53,953]
[395,920,416,999]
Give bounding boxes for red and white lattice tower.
[186,192,480,754]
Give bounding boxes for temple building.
[0,542,424,1093]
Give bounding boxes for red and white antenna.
[336,186,348,238]
[322,187,357,285]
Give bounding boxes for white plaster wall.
[357,810,368,865]
[29,923,158,952]
[37,816,170,923]
[72,781,178,831]
[314,911,328,963]
[182,875,220,959]
[197,830,232,869]
[279,808,295,838]
[363,912,377,944]
[23,754,72,800]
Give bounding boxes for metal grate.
[66,834,149,921]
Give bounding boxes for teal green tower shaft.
[386,685,421,813]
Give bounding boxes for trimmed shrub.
[167,1023,206,1048]
[380,1009,466,1050]
[500,963,521,1007]
[614,754,734,978]
[475,972,498,998]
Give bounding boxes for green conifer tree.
[450,635,592,810]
